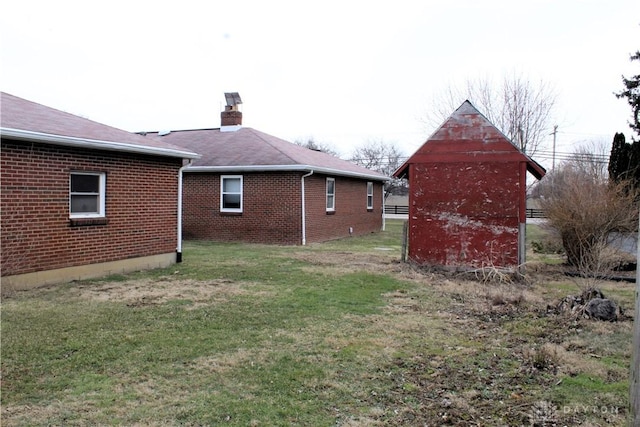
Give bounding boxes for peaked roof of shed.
[143,127,388,181]
[0,92,198,159]
[394,100,546,180]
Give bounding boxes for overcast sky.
[1,0,639,168]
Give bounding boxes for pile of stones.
[554,288,624,321]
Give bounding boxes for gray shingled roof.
[145,127,388,181]
[0,92,198,159]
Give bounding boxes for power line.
[535,150,609,159]
[349,149,612,168]
[535,150,609,164]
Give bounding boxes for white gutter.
[184,164,389,182]
[176,160,193,262]
[1,127,199,159]
[301,170,314,245]
[382,187,386,231]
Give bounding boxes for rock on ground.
[585,297,619,321]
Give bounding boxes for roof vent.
[221,92,243,130]
[224,92,242,109]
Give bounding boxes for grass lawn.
[1,220,634,426]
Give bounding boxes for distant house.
[394,100,546,269]
[144,94,388,245]
[0,93,199,291]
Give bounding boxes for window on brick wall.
[326,177,335,212]
[221,175,243,213]
[70,172,106,218]
[367,182,374,210]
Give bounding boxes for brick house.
[144,95,388,245]
[393,100,545,269]
[0,93,199,291]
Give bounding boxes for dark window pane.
[327,180,334,194]
[71,174,99,192]
[223,194,241,209]
[71,195,98,213]
[327,195,335,209]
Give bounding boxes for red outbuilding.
[394,101,546,270]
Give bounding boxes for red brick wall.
[183,172,303,244]
[1,140,181,277]
[182,171,383,245]
[408,161,522,268]
[304,174,383,243]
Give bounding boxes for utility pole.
[632,211,640,426]
[550,125,558,170]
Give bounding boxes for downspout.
[382,184,386,231]
[176,159,192,262]
[301,170,314,245]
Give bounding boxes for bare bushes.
[524,344,559,372]
[537,149,638,277]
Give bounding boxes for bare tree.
[349,139,407,196]
[537,145,638,279]
[425,72,557,156]
[294,138,339,157]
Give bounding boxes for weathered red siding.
[408,161,522,267]
[182,172,383,245]
[1,140,181,277]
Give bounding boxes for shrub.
[536,146,638,276]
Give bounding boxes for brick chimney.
[221,105,242,126]
[221,92,242,129]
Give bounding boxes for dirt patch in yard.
[292,250,404,276]
[73,277,263,308]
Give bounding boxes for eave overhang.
[1,127,200,159]
[184,164,390,181]
[393,152,546,180]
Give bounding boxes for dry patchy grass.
[72,277,269,309]
[2,229,635,426]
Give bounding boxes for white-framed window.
[326,177,335,212]
[221,175,243,213]
[366,182,374,210]
[70,172,106,218]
